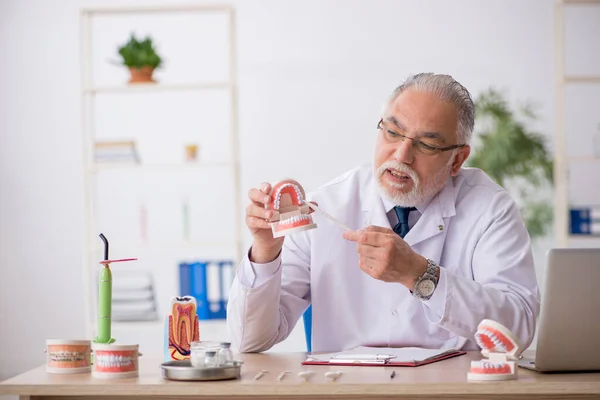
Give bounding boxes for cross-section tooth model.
[266,179,317,237]
[467,319,523,381]
[165,295,200,361]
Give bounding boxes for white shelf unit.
[79,5,241,343]
[554,0,600,247]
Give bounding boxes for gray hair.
[385,73,475,144]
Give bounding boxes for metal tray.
[160,360,243,381]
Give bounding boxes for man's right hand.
[245,182,284,264]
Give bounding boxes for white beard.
[374,155,454,207]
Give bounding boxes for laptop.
[518,248,600,372]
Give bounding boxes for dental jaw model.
[91,233,139,379]
[267,179,317,237]
[166,296,200,361]
[467,319,523,381]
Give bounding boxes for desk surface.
[2,351,600,399]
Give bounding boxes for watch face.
[417,279,435,296]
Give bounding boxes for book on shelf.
[94,140,140,164]
[570,206,600,235]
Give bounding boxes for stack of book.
[94,140,140,164]
[109,270,159,321]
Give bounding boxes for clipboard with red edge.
[301,349,466,367]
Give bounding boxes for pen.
[329,359,388,365]
[302,201,352,231]
[332,354,396,360]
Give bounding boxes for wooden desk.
[2,351,600,400]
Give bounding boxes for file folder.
[302,346,466,367]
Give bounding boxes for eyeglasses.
[377,119,467,156]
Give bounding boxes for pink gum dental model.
[467,319,523,381]
[266,179,317,238]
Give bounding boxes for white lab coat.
[226,164,540,353]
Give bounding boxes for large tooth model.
[165,296,200,361]
[266,179,317,238]
[467,319,523,381]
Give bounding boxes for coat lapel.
[361,175,457,247]
[405,177,456,247]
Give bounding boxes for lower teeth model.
[467,319,523,381]
[167,296,200,360]
[266,179,317,238]
[91,343,139,379]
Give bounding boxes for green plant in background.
[117,33,163,69]
[468,88,554,239]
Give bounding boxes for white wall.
[2,0,597,383]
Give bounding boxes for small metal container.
[160,360,243,381]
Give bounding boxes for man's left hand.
[343,225,428,290]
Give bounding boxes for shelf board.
[564,76,600,84]
[88,161,234,172]
[83,82,231,94]
[88,240,240,252]
[92,319,228,330]
[81,4,233,15]
[567,156,600,163]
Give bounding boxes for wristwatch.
[412,259,439,300]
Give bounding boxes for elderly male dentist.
[226,73,540,353]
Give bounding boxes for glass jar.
[218,342,234,366]
[204,350,217,368]
[190,341,220,368]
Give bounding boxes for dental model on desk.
[467,319,523,381]
[91,234,141,379]
[266,179,317,237]
[165,296,200,361]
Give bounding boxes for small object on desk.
[277,371,291,381]
[253,370,268,380]
[467,319,522,381]
[325,371,342,381]
[266,179,317,237]
[160,359,242,381]
[390,370,396,379]
[298,371,315,381]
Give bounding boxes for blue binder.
[570,207,600,235]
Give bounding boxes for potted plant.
[116,33,163,84]
[468,88,554,239]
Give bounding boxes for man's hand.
[343,225,428,290]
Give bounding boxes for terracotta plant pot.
[128,66,155,84]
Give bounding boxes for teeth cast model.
[45,340,92,374]
[167,296,200,360]
[467,319,523,381]
[266,179,317,238]
[92,343,139,379]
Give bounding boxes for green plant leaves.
[467,88,554,239]
[117,33,163,69]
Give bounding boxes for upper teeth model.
[467,319,523,381]
[266,179,317,238]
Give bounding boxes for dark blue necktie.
[393,206,416,238]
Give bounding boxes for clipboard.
[302,348,466,367]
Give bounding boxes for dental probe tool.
[302,201,352,231]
